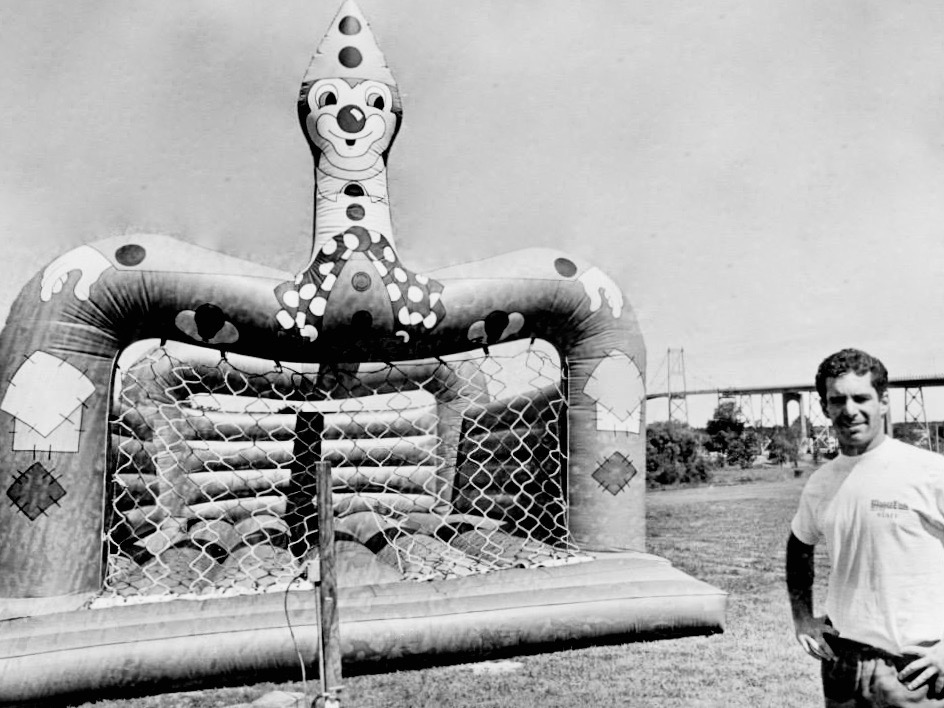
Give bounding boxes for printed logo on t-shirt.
[870,499,910,519]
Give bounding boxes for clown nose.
[337,105,366,133]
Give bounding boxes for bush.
[704,402,764,469]
[646,421,713,486]
[893,422,930,449]
[704,401,745,459]
[727,429,762,468]
[767,428,799,466]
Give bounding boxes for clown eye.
[364,85,390,112]
[318,91,338,108]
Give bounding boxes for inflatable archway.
[0,2,725,704]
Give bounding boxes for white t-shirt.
[791,437,944,653]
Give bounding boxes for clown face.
[305,79,398,177]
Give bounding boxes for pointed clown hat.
[302,0,396,87]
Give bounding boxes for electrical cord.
[283,568,312,702]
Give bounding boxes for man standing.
[787,348,944,707]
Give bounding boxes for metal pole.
[665,349,673,423]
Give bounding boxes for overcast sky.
[2,1,944,425]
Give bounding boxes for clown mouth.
[327,127,369,149]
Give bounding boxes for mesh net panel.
[98,339,582,604]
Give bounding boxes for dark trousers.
[822,635,944,707]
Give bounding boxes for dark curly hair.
[815,348,888,401]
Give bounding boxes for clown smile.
[326,126,383,155]
[329,128,370,142]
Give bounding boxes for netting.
[96,339,583,604]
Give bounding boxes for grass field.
[79,466,832,708]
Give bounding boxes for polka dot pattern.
[343,232,361,251]
[115,244,146,267]
[351,271,371,291]
[346,204,365,221]
[554,257,578,278]
[338,16,361,35]
[276,310,294,329]
[274,227,446,341]
[339,46,362,69]
[284,13,447,345]
[347,226,371,250]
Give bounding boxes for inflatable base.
[0,551,725,706]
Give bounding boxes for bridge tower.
[666,348,689,425]
[782,391,808,441]
[736,394,755,427]
[903,386,932,451]
[808,393,833,454]
[758,393,777,428]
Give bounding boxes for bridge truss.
[648,363,944,453]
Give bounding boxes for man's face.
[821,371,889,455]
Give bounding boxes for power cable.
[283,568,313,702]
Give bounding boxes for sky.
[2,1,944,427]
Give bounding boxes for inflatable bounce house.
[0,3,725,704]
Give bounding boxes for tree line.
[646,401,801,487]
[646,401,944,487]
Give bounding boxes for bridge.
[647,374,944,400]
[645,349,944,450]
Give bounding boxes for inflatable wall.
[0,2,725,704]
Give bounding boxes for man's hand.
[785,533,835,661]
[795,614,839,661]
[899,643,944,693]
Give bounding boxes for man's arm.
[786,531,837,661]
